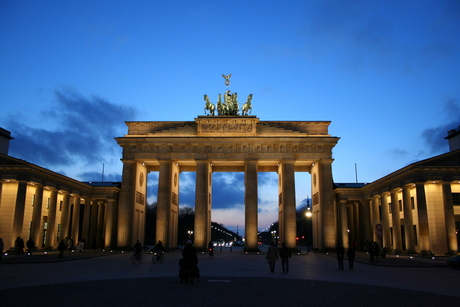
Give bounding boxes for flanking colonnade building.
[334,127,460,256]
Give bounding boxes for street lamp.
[305,207,312,218]
[187,230,193,239]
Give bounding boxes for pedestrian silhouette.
[337,245,345,270]
[279,243,291,273]
[266,241,278,273]
[347,246,355,270]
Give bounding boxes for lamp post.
[187,230,193,240]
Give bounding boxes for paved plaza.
[1,247,459,306]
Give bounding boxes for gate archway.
[116,116,339,252]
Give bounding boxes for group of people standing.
[13,237,35,255]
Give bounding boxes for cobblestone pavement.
[1,247,459,306]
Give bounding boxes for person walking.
[347,245,356,270]
[182,240,198,284]
[58,240,66,258]
[368,241,375,263]
[337,245,345,270]
[266,241,278,273]
[26,237,35,255]
[279,243,291,273]
[373,241,380,263]
[19,237,25,255]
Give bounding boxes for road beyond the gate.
[1,246,459,306]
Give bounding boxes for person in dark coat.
[336,245,345,270]
[266,241,278,273]
[26,237,35,255]
[181,240,198,284]
[347,246,356,270]
[369,241,375,263]
[19,237,25,255]
[58,240,66,258]
[279,243,291,273]
[373,241,380,263]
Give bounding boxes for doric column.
[194,160,211,251]
[31,184,44,247]
[45,188,58,249]
[442,182,458,255]
[117,160,135,248]
[81,198,91,248]
[12,181,28,247]
[156,160,172,247]
[380,192,391,251]
[353,202,360,246]
[339,200,349,248]
[89,201,98,249]
[415,182,432,256]
[390,189,403,253]
[60,192,70,239]
[104,198,116,249]
[96,202,105,248]
[371,196,381,242]
[70,194,81,243]
[318,159,336,250]
[244,160,258,252]
[402,185,416,253]
[278,161,296,249]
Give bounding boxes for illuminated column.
[96,202,105,248]
[339,200,349,248]
[380,192,391,250]
[371,196,381,242]
[194,160,211,251]
[104,198,116,249]
[390,189,403,253]
[362,199,372,243]
[244,160,258,252]
[70,194,81,242]
[31,184,44,247]
[156,160,172,247]
[89,201,98,249]
[319,160,336,250]
[60,192,70,239]
[415,182,432,256]
[402,185,416,253]
[45,188,58,249]
[117,160,135,248]
[11,181,28,247]
[81,198,91,248]
[278,161,296,249]
[442,182,458,254]
[169,162,180,249]
[353,202,360,246]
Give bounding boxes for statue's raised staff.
[204,95,215,116]
[241,94,253,116]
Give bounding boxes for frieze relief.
[124,143,332,155]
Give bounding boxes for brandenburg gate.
[115,77,339,251]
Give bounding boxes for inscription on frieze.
[196,116,259,136]
[200,123,252,133]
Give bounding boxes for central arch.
[115,116,339,251]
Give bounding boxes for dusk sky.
[1,1,459,234]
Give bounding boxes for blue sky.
[1,0,459,233]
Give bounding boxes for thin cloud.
[421,98,459,154]
[6,88,137,179]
